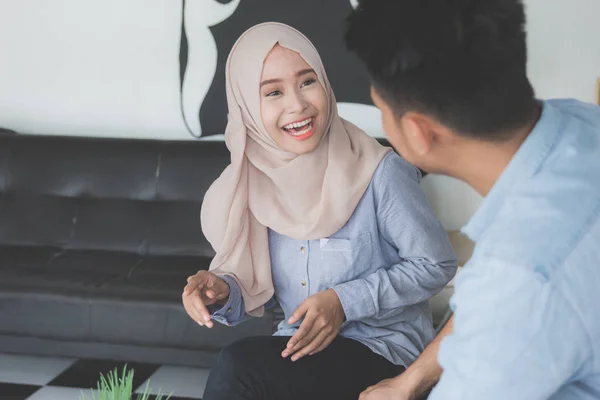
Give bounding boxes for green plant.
[80,364,172,400]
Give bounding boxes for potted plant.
[80,364,172,400]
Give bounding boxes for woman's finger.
[291,330,329,362]
[190,291,212,326]
[200,275,229,302]
[287,299,310,325]
[183,275,207,296]
[309,332,336,356]
[283,317,323,358]
[182,290,204,325]
[182,279,198,296]
[285,313,317,352]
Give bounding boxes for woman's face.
[260,45,328,155]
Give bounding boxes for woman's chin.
[288,130,325,154]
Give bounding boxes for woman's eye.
[302,78,316,87]
[266,90,281,97]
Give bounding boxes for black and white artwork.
[0,0,384,140]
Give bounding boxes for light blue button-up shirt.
[430,99,600,400]
[212,151,458,367]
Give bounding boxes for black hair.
[345,0,538,140]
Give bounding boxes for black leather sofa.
[0,129,278,367]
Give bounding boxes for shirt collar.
[462,100,565,241]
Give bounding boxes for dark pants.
[203,335,405,400]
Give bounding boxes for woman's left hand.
[282,288,345,362]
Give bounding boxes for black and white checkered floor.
[0,352,210,399]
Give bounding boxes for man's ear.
[400,113,434,156]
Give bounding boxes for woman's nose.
[286,90,308,113]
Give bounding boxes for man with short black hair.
[345,0,600,399]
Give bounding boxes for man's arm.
[428,259,589,400]
[399,316,453,398]
[363,256,591,400]
[359,316,453,400]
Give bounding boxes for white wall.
[422,0,600,230]
[0,0,242,140]
[525,0,600,105]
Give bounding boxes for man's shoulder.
[547,98,600,122]
[547,99,600,153]
[474,183,600,280]
[475,98,600,276]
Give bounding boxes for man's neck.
[446,106,542,197]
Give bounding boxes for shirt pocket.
[319,232,373,285]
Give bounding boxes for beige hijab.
[200,22,391,316]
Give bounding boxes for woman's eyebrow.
[260,69,316,87]
[296,68,315,77]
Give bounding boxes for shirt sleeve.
[429,258,590,400]
[210,275,278,326]
[333,154,458,322]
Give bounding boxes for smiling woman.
[259,48,328,154]
[181,22,458,400]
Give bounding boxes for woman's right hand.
[182,271,230,328]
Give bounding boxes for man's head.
[345,0,538,173]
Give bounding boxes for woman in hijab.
[182,22,457,400]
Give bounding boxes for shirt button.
[301,280,307,287]
[300,246,306,254]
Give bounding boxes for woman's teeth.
[283,118,313,136]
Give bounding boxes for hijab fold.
[200,22,391,316]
